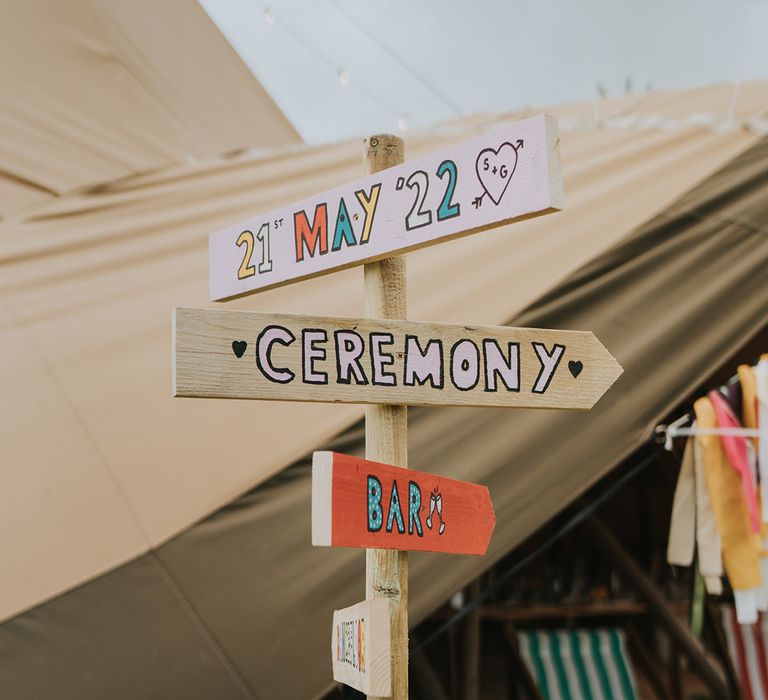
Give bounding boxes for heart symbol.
[475,142,519,205]
[568,360,583,378]
[232,340,247,358]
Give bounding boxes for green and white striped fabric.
[517,628,638,700]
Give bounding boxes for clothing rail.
[655,359,763,451]
[656,424,761,451]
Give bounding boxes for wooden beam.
[474,601,649,621]
[668,641,682,700]
[463,580,482,700]
[625,622,674,700]
[584,517,729,700]
[428,600,695,622]
[501,623,544,700]
[363,133,408,700]
[704,598,742,699]
[411,647,450,700]
[449,624,460,699]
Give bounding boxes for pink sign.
[209,114,562,301]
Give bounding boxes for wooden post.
[364,134,408,700]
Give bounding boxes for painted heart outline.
[474,140,522,206]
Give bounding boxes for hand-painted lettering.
[331,198,357,251]
[294,203,328,262]
[201,308,617,410]
[335,330,368,385]
[483,340,520,392]
[532,342,565,393]
[354,184,381,245]
[302,329,328,384]
[450,339,480,391]
[368,475,383,532]
[335,618,366,673]
[255,325,296,384]
[386,481,405,534]
[368,476,427,539]
[404,335,443,388]
[408,481,423,536]
[370,333,396,386]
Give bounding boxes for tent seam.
[659,207,768,241]
[148,553,260,700]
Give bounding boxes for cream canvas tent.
[2,3,768,698]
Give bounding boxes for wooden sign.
[331,599,391,696]
[209,114,562,301]
[173,308,623,410]
[312,452,495,555]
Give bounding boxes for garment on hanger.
[693,434,723,594]
[708,390,760,534]
[756,357,768,523]
[743,358,768,611]
[723,380,744,421]
[667,436,695,566]
[694,396,762,623]
[666,427,724,593]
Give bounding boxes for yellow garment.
[739,364,759,446]
[694,396,762,589]
[739,364,768,533]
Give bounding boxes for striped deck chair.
[517,628,639,700]
[721,604,768,699]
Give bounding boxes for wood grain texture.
[331,598,391,696]
[172,308,624,410]
[208,115,562,301]
[311,451,496,555]
[363,133,408,700]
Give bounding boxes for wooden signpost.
[331,599,391,696]
[173,308,622,410]
[173,115,623,699]
[208,114,562,301]
[313,452,495,556]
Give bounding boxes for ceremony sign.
[331,599,391,696]
[173,308,622,410]
[209,114,562,301]
[312,452,495,556]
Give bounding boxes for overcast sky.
[201,0,768,143]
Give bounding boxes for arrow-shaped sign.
[312,452,496,556]
[173,308,623,410]
[208,114,561,301]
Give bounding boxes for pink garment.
[709,390,760,533]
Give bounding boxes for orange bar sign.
[312,451,496,556]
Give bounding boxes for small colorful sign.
[331,598,391,696]
[312,451,496,556]
[209,114,562,301]
[173,308,623,410]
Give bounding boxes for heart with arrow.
[473,139,523,208]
